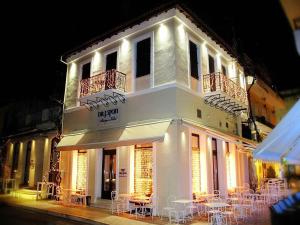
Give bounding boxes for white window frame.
[132,32,154,92]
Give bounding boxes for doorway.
[212,138,219,190]
[101,149,116,199]
[23,141,31,185]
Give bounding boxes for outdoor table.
[129,199,151,216]
[203,202,230,210]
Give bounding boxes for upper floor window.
[106,51,117,71]
[136,38,151,77]
[81,62,91,80]
[208,55,215,73]
[222,64,227,76]
[189,40,199,79]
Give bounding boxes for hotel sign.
[98,108,119,123]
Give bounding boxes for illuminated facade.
[58,3,256,214]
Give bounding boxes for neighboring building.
[58,3,256,213]
[244,72,286,187]
[246,75,285,141]
[0,100,62,190]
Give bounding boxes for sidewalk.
[0,194,270,225]
[0,195,180,225]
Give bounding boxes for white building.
[58,3,255,213]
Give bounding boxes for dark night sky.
[1,0,299,106]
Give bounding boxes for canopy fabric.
[57,120,171,151]
[254,100,300,164]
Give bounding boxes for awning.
[254,99,300,163]
[57,120,171,151]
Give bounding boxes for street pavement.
[0,203,86,225]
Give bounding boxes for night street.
[0,203,87,225]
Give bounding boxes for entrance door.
[212,138,219,190]
[102,149,116,199]
[23,141,31,185]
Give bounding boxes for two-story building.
[58,3,256,213]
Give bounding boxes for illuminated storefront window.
[192,134,201,194]
[134,144,152,196]
[76,150,87,192]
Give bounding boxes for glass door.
[102,149,116,199]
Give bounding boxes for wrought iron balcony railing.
[80,69,126,97]
[203,72,248,105]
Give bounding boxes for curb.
[1,200,108,225]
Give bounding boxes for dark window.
[23,141,31,185]
[106,52,117,71]
[136,38,151,77]
[81,62,91,80]
[219,121,222,127]
[11,142,20,178]
[197,109,202,118]
[226,122,229,128]
[225,142,230,155]
[189,41,199,79]
[212,138,219,190]
[222,65,227,76]
[208,55,215,73]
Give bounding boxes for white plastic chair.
[160,195,176,222]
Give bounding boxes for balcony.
[79,70,126,110]
[80,69,126,97]
[203,72,248,115]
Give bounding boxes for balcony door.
[208,55,216,91]
[105,51,117,90]
[102,149,116,199]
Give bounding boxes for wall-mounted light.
[121,39,130,53]
[158,23,169,42]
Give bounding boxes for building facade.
[58,4,255,213]
[0,100,62,190]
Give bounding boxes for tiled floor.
[0,195,271,225]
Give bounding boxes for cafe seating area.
[109,179,291,225]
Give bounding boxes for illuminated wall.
[134,144,153,196]
[191,134,201,194]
